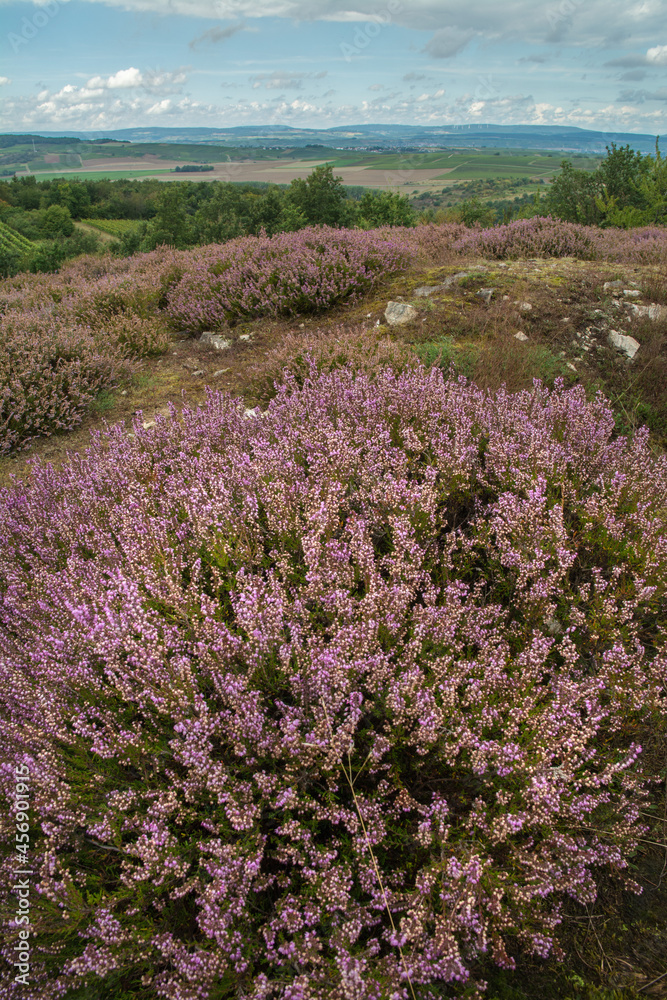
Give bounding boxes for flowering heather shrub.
[250,323,417,400]
[378,222,468,265]
[166,226,414,330]
[0,310,131,454]
[451,216,667,263]
[0,248,186,452]
[1,368,666,999]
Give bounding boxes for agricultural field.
[0,132,603,195]
[1,219,667,1000]
[79,217,145,236]
[0,219,33,254]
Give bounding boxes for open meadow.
[0,218,666,1000]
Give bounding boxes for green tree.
[287,163,348,227]
[142,185,193,249]
[355,189,416,228]
[544,160,603,225]
[40,204,74,238]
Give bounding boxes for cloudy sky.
[1,0,667,134]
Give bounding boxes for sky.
[0,0,667,135]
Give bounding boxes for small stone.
[628,303,667,321]
[142,420,155,430]
[440,271,471,288]
[244,407,259,419]
[213,368,231,377]
[120,390,127,396]
[514,332,529,341]
[502,295,510,301]
[385,301,418,326]
[200,331,232,350]
[608,330,640,359]
[477,288,496,303]
[239,333,252,342]
[545,617,562,635]
[515,301,532,311]
[191,369,205,377]
[414,285,440,297]
[603,280,625,291]
[623,289,641,297]
[566,363,577,372]
[561,317,571,323]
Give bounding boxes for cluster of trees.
[541,142,667,227]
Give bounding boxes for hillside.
[0,221,666,1000]
[4,123,660,153]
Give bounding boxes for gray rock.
[239,333,253,342]
[603,280,625,292]
[623,289,641,297]
[213,368,230,377]
[191,369,206,377]
[385,301,418,326]
[608,330,640,359]
[200,331,232,350]
[515,301,533,311]
[628,303,667,321]
[514,331,529,341]
[414,285,440,297]
[477,288,496,304]
[440,271,471,288]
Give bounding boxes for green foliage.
[41,204,75,238]
[546,142,667,227]
[356,189,416,228]
[286,162,349,226]
[141,185,193,250]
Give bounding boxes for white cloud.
[87,67,142,88]
[8,0,662,50]
[0,77,11,86]
[647,44,667,64]
[108,66,144,88]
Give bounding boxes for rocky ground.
[2,253,665,491]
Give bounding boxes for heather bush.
[166,226,413,331]
[0,248,185,452]
[450,216,667,263]
[249,323,417,400]
[1,368,666,999]
[0,310,131,454]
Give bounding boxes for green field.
[0,219,34,253]
[81,218,143,236]
[325,149,601,179]
[17,169,174,181]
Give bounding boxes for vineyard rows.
[0,220,34,253]
[81,218,143,236]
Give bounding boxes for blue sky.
[1,0,666,134]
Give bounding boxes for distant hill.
[0,124,660,154]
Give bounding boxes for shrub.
[450,216,667,264]
[0,311,130,454]
[0,369,665,999]
[166,226,414,331]
[249,323,417,400]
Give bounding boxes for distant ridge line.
[0,123,659,154]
